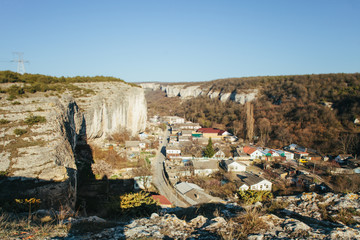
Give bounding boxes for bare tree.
[338,133,358,154]
[258,118,271,146]
[245,102,254,142]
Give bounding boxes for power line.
[11,52,29,74]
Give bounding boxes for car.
[299,158,308,163]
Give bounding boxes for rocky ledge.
[58,192,360,239]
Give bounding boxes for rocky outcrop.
[75,82,147,140]
[0,81,148,210]
[141,82,258,104]
[0,96,84,209]
[58,192,360,239]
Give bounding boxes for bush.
[237,190,273,205]
[119,192,159,217]
[24,115,46,126]
[14,128,27,136]
[0,119,10,124]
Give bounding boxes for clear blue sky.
[0,0,359,82]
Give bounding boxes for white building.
[166,145,181,158]
[193,160,219,176]
[249,149,264,159]
[221,160,247,172]
[163,116,185,124]
[238,174,272,191]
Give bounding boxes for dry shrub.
[108,128,139,144]
[92,160,113,178]
[236,207,268,236]
[91,145,128,171]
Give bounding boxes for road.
[152,126,189,207]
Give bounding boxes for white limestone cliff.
[142,82,258,104]
[75,82,147,140]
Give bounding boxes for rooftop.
[175,182,203,195]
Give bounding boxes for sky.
[0,0,359,83]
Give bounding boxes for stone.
[85,216,106,223]
[282,218,311,232]
[150,212,159,219]
[248,234,264,240]
[189,215,208,228]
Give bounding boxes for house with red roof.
[243,146,264,159]
[196,128,228,139]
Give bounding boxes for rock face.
[0,81,148,209]
[140,82,258,104]
[0,96,83,209]
[75,82,147,140]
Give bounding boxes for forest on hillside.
[146,73,360,156]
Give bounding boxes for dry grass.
[0,212,69,239]
[220,207,268,239]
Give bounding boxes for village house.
[138,132,148,140]
[175,122,201,130]
[214,149,226,159]
[163,116,185,124]
[294,151,309,160]
[166,145,181,159]
[181,129,193,137]
[237,173,272,191]
[243,146,264,159]
[196,128,225,139]
[170,126,180,135]
[276,150,295,160]
[221,159,247,172]
[335,154,353,164]
[169,135,178,143]
[175,182,222,205]
[125,141,141,152]
[285,143,307,152]
[273,168,288,179]
[166,165,192,184]
[233,148,251,160]
[139,142,147,149]
[193,160,219,176]
[178,135,191,143]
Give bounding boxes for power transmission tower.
[11,52,29,74]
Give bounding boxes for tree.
[245,102,254,142]
[203,138,215,158]
[258,118,271,146]
[338,133,358,154]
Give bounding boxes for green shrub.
[14,128,27,136]
[24,115,46,126]
[0,119,10,124]
[6,95,16,101]
[238,190,273,205]
[7,85,25,96]
[11,101,21,105]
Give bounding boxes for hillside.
[144,73,360,155]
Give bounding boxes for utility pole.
[11,52,29,74]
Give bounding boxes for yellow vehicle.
[299,158,308,163]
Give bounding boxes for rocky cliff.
[140,82,258,104]
[74,82,147,140]
[0,81,147,209]
[0,96,83,209]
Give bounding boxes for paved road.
[152,126,189,207]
